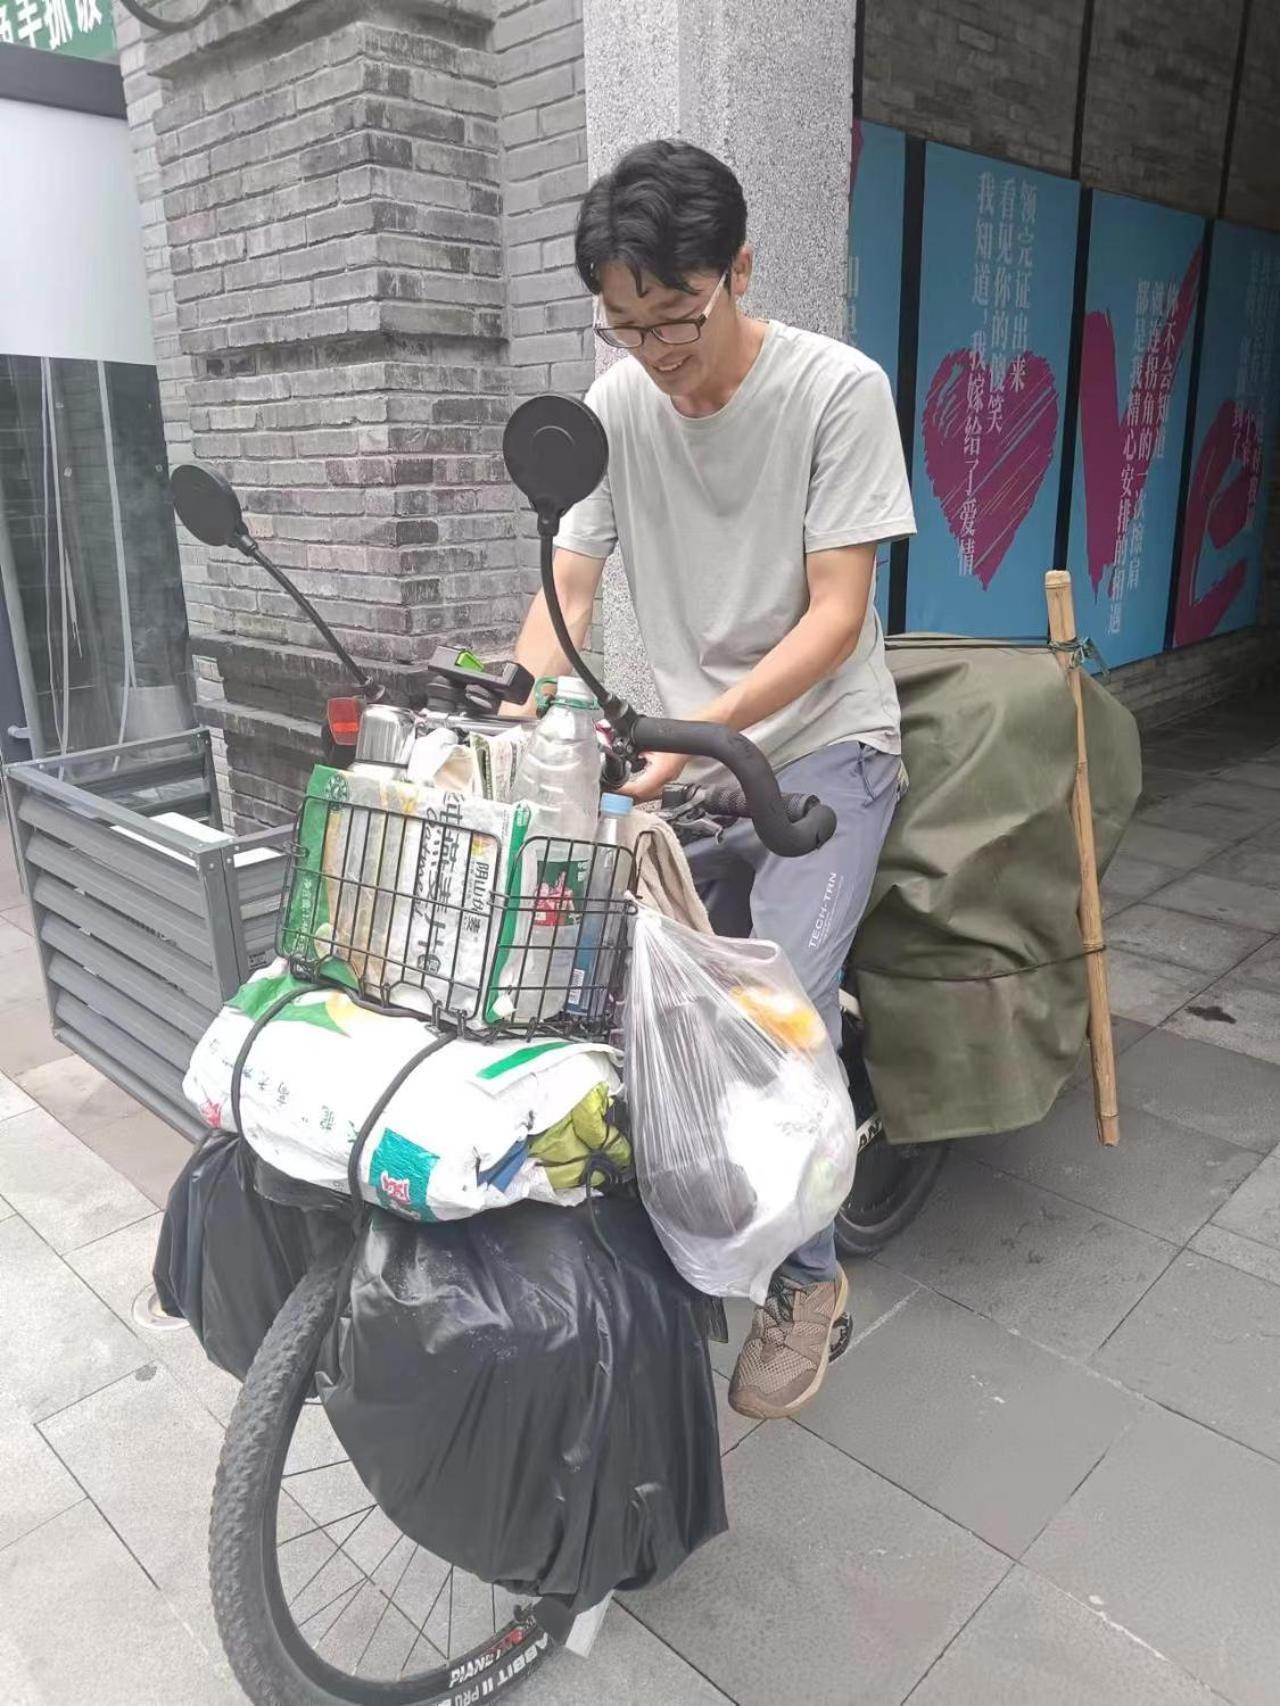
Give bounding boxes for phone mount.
[502,395,638,740]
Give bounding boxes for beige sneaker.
[728,1268,850,1421]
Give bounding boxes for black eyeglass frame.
[592,272,730,351]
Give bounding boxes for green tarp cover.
[851,638,1142,1145]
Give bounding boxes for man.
[509,138,915,1420]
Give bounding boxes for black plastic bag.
[315,1198,727,1611]
[154,1133,350,1379]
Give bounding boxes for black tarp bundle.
[154,1132,350,1379]
[315,1198,727,1612]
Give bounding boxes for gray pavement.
[3,695,1280,1703]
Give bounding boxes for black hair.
[574,139,748,296]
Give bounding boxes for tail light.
[326,697,362,746]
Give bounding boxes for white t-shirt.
[555,320,916,770]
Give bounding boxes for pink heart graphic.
[922,350,1059,587]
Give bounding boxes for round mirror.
[503,395,608,522]
[170,464,245,548]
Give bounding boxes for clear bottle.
[510,677,601,1022]
[568,793,634,1023]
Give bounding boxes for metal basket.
[277,792,636,1040]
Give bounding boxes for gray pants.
[685,740,901,1287]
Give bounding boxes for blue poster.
[1065,194,1203,667]
[848,120,905,629]
[1173,222,1280,647]
[907,146,1079,634]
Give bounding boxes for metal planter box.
[4,729,289,1142]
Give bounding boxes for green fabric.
[530,1085,632,1191]
[851,639,1141,1145]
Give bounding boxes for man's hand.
[621,748,689,803]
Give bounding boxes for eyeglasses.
[593,273,729,351]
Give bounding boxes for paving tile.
[799,1286,1136,1556]
[1025,1406,1280,1706]
[1104,902,1268,974]
[1184,778,1280,816]
[1135,796,1275,844]
[908,1565,1218,1706]
[1099,853,1185,905]
[1135,764,1203,806]
[0,1193,11,1223]
[0,1069,36,1121]
[628,1421,1007,1706]
[1094,1251,1280,1463]
[878,1155,1174,1359]
[0,1390,83,1550]
[1104,948,1212,1025]
[0,1105,154,1253]
[0,915,29,959]
[1166,977,1280,1067]
[0,996,74,1077]
[1231,935,1280,992]
[985,1091,1258,1243]
[1155,870,1280,932]
[516,1605,733,1705]
[1,902,34,936]
[15,1053,141,1138]
[713,1370,761,1454]
[1114,1028,1280,1152]
[1116,823,1226,870]
[43,1363,227,1649]
[1190,1223,1280,1287]
[77,1105,195,1208]
[1064,1015,1149,1092]
[0,1498,243,1705]
[1212,1152,1280,1251]
[708,1262,917,1380]
[0,1216,147,1422]
[1218,761,1280,792]
[1203,841,1280,887]
[66,1213,242,1428]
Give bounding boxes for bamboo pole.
[1045,570,1120,1147]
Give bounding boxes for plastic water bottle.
[511,677,601,1020]
[568,793,633,1022]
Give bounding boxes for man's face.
[597,263,738,398]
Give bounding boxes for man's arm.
[503,547,607,716]
[622,541,875,797]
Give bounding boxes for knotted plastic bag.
[623,907,857,1302]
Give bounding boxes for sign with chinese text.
[0,0,115,60]
[1173,221,1280,647]
[1066,193,1203,667]
[907,145,1078,635]
[848,120,906,628]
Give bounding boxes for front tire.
[834,1133,947,1258]
[209,1258,553,1706]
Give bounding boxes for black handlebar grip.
[631,717,837,857]
[700,785,820,825]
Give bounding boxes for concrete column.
[580,0,855,706]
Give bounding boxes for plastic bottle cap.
[557,675,598,709]
[600,793,633,815]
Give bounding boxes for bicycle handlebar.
[697,784,821,825]
[630,716,837,857]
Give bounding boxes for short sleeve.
[804,363,916,553]
[553,378,618,561]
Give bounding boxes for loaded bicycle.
[166,395,941,1705]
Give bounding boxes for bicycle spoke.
[278,1502,376,1550]
[299,1573,364,1639]
[282,1457,354,1481]
[353,1536,419,1676]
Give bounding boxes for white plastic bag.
[623,907,857,1302]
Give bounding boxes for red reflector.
[326,697,362,744]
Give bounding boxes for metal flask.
[352,704,416,776]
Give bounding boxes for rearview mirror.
[170,464,245,548]
[502,395,608,525]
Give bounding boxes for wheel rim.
[263,1387,545,1702]
[838,1134,933,1229]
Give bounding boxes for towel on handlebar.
[182,960,623,1224]
[623,811,713,933]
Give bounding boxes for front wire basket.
[277,792,637,1041]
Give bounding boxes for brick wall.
[494,0,593,633]
[862,0,1086,175]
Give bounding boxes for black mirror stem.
[535,512,635,740]
[232,528,384,703]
